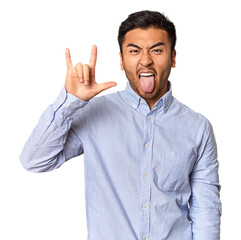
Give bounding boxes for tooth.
[140,73,153,77]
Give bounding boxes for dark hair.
[118,10,176,53]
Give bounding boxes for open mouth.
[138,72,156,93]
[139,72,155,78]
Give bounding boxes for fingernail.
[84,81,89,85]
[80,78,84,83]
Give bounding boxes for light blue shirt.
[20,82,221,240]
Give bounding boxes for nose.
[140,53,153,67]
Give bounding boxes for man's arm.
[20,46,117,172]
[20,88,88,172]
[189,121,222,239]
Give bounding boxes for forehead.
[123,28,170,48]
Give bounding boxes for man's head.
[118,11,177,109]
[118,11,176,54]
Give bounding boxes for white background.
[0,0,240,239]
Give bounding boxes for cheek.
[156,58,173,74]
[123,60,138,77]
[124,68,137,83]
[123,55,139,68]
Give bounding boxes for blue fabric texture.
[20,82,221,240]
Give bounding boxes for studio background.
[0,0,240,239]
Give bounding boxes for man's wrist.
[53,87,88,118]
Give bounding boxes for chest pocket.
[152,151,196,192]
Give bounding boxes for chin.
[139,90,157,99]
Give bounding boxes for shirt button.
[140,100,144,104]
[132,104,137,109]
[145,143,149,148]
[147,116,151,120]
[66,103,71,107]
[142,204,146,209]
[142,236,146,240]
[144,173,148,178]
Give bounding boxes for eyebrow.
[127,42,165,50]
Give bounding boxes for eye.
[152,49,163,54]
[130,49,140,54]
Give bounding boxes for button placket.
[139,113,153,238]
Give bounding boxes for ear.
[171,50,176,68]
[119,52,124,70]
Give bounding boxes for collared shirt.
[20,81,221,240]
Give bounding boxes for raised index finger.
[89,45,97,76]
[65,48,73,70]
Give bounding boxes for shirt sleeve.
[189,120,222,239]
[20,87,88,172]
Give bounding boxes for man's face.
[120,27,176,108]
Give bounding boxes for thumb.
[96,81,117,94]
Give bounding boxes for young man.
[20,11,221,240]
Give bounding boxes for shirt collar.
[123,81,173,114]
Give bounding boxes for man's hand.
[65,45,117,101]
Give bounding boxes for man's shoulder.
[171,97,211,129]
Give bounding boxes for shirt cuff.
[53,87,88,118]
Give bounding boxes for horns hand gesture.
[65,45,117,101]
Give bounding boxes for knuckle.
[83,64,89,69]
[83,64,90,79]
[74,64,83,78]
[75,63,83,71]
[69,67,76,74]
[76,62,83,67]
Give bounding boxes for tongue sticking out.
[139,75,155,93]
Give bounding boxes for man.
[20,10,221,240]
